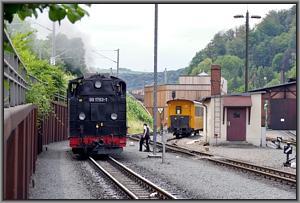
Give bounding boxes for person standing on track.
[139,123,150,152]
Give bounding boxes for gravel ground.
[164,131,296,173]
[29,141,126,199]
[114,140,296,199]
[29,139,296,200]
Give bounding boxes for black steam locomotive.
[67,74,127,155]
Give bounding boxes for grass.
[126,94,153,134]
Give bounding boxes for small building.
[249,80,296,130]
[201,92,266,147]
[144,71,227,126]
[201,64,266,147]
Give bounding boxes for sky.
[28,4,295,73]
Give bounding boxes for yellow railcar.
[167,99,203,138]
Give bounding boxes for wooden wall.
[144,84,211,126]
[259,83,296,128]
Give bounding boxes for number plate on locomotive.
[89,97,108,102]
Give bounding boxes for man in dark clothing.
[139,123,150,152]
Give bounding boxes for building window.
[233,112,240,118]
[176,106,181,115]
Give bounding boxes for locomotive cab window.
[176,106,181,115]
[195,107,203,117]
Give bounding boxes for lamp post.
[234,10,261,92]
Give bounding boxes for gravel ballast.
[29,141,125,199]
[164,131,296,173]
[29,139,296,199]
[113,139,296,199]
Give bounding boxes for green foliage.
[4,4,89,24]
[26,82,52,118]
[272,53,284,72]
[265,72,280,87]
[287,65,296,79]
[127,95,153,134]
[127,95,152,125]
[228,76,244,93]
[7,18,88,77]
[186,5,296,92]
[11,31,71,118]
[191,58,212,75]
[249,66,275,90]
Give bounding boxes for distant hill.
[93,67,186,90]
[184,5,296,93]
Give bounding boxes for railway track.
[128,134,296,187]
[129,134,213,157]
[207,157,296,187]
[89,156,176,199]
[266,137,296,146]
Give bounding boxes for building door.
[227,108,246,141]
[270,99,296,130]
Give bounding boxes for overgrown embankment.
[126,94,153,134]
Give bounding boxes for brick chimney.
[211,64,221,96]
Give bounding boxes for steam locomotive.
[67,74,127,155]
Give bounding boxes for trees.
[186,5,296,92]
[4,4,89,24]
[191,58,212,75]
[214,55,244,80]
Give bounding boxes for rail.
[128,134,296,187]
[89,156,176,199]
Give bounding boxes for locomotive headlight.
[95,81,102,89]
[79,112,86,120]
[111,113,118,120]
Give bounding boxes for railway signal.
[283,143,293,167]
[276,136,282,149]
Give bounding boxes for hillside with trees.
[185,5,296,93]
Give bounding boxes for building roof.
[249,81,296,92]
[223,96,252,107]
[167,99,203,105]
[179,74,210,77]
[144,83,210,88]
[200,91,266,103]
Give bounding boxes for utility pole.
[153,4,158,156]
[51,21,56,65]
[116,49,120,77]
[234,10,261,92]
[164,68,167,84]
[245,10,249,92]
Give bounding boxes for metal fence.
[4,31,29,108]
[4,105,38,200]
[3,30,69,200]
[41,101,68,145]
